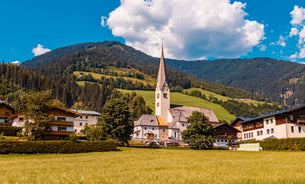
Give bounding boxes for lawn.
[118,89,236,122]
[1,148,305,184]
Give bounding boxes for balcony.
[47,120,73,126]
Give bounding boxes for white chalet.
[71,109,101,133]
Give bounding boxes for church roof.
[156,44,169,91]
[156,115,168,127]
[169,106,219,123]
[134,114,159,126]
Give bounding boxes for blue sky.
[1,0,305,63]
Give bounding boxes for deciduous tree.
[182,111,215,149]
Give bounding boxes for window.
[299,126,302,133]
[257,131,260,136]
[80,116,82,119]
[266,119,269,125]
[19,117,24,122]
[260,130,263,135]
[291,126,294,133]
[270,119,273,124]
[79,122,82,126]
[144,127,147,130]
[157,93,160,99]
[4,112,9,117]
[86,123,88,126]
[75,129,77,132]
[86,116,88,119]
[271,128,274,134]
[163,129,165,132]
[267,129,270,134]
[56,117,66,121]
[163,93,167,99]
[182,123,184,127]
[152,127,154,130]
[290,115,294,121]
[157,103,159,107]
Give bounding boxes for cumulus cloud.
[32,44,51,56]
[104,0,264,59]
[276,36,286,47]
[289,6,305,59]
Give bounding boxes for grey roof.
[169,106,219,123]
[242,104,305,124]
[134,114,159,126]
[70,109,101,116]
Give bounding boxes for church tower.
[155,44,170,122]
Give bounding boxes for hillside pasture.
[1,147,305,184]
[119,89,236,122]
[184,88,266,106]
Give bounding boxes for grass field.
[1,147,305,184]
[119,89,236,122]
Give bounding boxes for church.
[132,45,220,143]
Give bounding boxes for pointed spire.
[156,43,168,90]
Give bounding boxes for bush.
[240,138,305,151]
[0,126,22,136]
[0,139,117,154]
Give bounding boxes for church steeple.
[155,44,170,122]
[156,44,168,91]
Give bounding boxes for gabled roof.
[70,109,101,116]
[0,101,14,111]
[49,106,81,117]
[156,115,168,127]
[134,114,159,126]
[242,104,305,124]
[169,106,219,123]
[213,123,241,132]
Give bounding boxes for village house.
[12,106,80,140]
[132,45,238,146]
[0,101,14,126]
[71,109,101,133]
[234,104,305,141]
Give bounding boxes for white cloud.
[105,0,264,59]
[101,16,107,27]
[259,44,267,51]
[290,27,299,37]
[10,60,20,65]
[32,44,51,56]
[288,6,305,59]
[290,5,305,25]
[276,36,286,47]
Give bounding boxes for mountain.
[166,58,305,106]
[21,41,258,100]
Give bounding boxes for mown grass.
[184,87,265,106]
[119,89,236,122]
[1,147,305,184]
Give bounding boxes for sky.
[1,0,305,63]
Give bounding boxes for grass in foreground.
[1,148,305,184]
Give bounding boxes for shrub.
[0,139,117,154]
[240,138,305,151]
[0,126,22,136]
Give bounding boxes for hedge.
[0,126,22,136]
[240,138,305,151]
[0,139,117,154]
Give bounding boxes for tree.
[182,111,215,149]
[15,91,54,140]
[100,98,133,145]
[81,125,105,141]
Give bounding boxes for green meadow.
[1,147,305,184]
[119,89,236,122]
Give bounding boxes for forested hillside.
[166,58,305,106]
[0,63,113,111]
[21,41,259,100]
